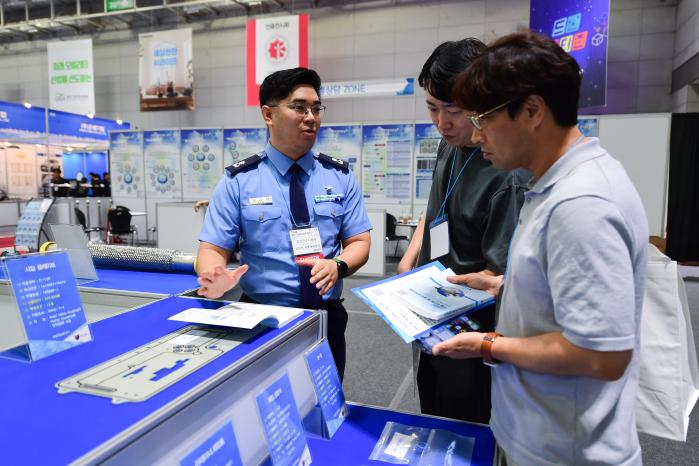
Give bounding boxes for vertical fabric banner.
[246,14,309,106]
[181,128,223,200]
[110,131,144,198]
[139,28,194,112]
[530,0,610,108]
[47,39,95,115]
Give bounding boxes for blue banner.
[2,251,91,361]
[144,130,181,198]
[181,128,223,199]
[530,0,610,108]
[180,422,243,466]
[48,109,129,141]
[110,131,144,198]
[305,340,347,438]
[314,125,361,174]
[255,373,311,466]
[0,101,46,139]
[361,124,413,203]
[414,123,441,201]
[223,128,267,167]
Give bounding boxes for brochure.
[353,261,494,349]
[169,302,304,330]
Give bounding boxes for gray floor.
[341,259,699,465]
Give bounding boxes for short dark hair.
[453,31,581,126]
[418,38,486,103]
[259,67,322,107]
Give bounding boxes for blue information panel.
[180,422,243,466]
[313,125,362,176]
[305,340,347,438]
[2,251,91,361]
[256,373,312,466]
[223,128,268,167]
[413,123,441,202]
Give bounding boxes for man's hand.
[432,332,485,359]
[193,199,209,212]
[309,259,339,296]
[197,264,249,298]
[447,272,503,297]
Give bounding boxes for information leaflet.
[305,339,347,438]
[361,124,413,204]
[2,251,91,361]
[413,123,440,202]
[256,373,312,466]
[313,124,361,180]
[180,422,243,466]
[223,128,268,167]
[181,128,223,200]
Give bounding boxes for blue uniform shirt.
[199,142,372,307]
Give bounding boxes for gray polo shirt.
[491,138,648,466]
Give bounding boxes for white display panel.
[144,130,182,199]
[223,128,267,167]
[361,124,413,205]
[110,131,145,198]
[413,122,440,207]
[180,128,223,201]
[313,124,362,181]
[6,144,37,197]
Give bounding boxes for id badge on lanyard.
[290,227,324,266]
[429,215,450,260]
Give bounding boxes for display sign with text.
[47,39,95,115]
[223,127,267,166]
[110,131,144,198]
[181,128,223,200]
[180,422,243,466]
[313,124,361,179]
[305,340,347,438]
[144,130,182,199]
[361,124,413,204]
[105,0,135,12]
[413,123,440,202]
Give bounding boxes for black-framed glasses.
[469,100,513,130]
[268,103,326,117]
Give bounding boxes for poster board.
[361,123,413,206]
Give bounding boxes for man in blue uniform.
[196,68,371,378]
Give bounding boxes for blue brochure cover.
[180,422,243,466]
[305,340,347,438]
[256,373,312,466]
[3,251,91,361]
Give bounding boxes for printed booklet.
[169,302,304,330]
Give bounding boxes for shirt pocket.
[241,205,284,252]
[313,203,345,247]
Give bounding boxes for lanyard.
[437,146,480,219]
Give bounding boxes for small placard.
[180,422,243,466]
[256,373,312,466]
[2,251,91,361]
[305,339,347,438]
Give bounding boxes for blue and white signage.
[180,422,243,466]
[577,116,599,137]
[256,373,312,466]
[144,130,181,199]
[49,109,129,142]
[181,128,223,199]
[223,128,267,167]
[305,340,347,438]
[110,131,144,198]
[362,124,413,203]
[313,125,361,176]
[0,101,46,140]
[3,251,91,361]
[320,78,414,99]
[414,123,441,201]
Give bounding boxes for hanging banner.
[139,28,194,112]
[144,130,181,199]
[320,78,414,99]
[223,128,267,166]
[530,0,610,108]
[47,39,95,115]
[0,101,46,141]
[413,123,441,202]
[110,131,144,198]
[313,125,361,179]
[361,124,413,204]
[246,14,309,106]
[181,128,223,200]
[48,109,129,144]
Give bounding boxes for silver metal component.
[87,243,196,273]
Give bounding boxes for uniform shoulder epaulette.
[225,153,263,176]
[317,153,350,172]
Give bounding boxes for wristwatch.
[481,332,503,367]
[332,257,349,278]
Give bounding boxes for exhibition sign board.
[139,28,194,112]
[110,131,144,198]
[105,0,135,12]
[144,130,182,199]
[256,373,312,466]
[305,339,347,438]
[6,144,38,198]
[413,123,440,202]
[361,124,413,204]
[530,0,610,108]
[313,124,361,178]
[47,38,95,115]
[223,127,267,167]
[179,422,243,466]
[1,251,92,362]
[319,78,414,99]
[181,128,223,200]
[246,15,309,106]
[48,109,129,143]
[0,101,46,140]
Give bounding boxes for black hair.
[259,67,322,107]
[453,31,581,126]
[418,38,486,103]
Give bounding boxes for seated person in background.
[399,38,529,424]
[50,167,67,185]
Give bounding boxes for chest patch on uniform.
[248,196,273,205]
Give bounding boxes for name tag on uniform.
[314,194,344,203]
[248,196,273,205]
[290,227,323,257]
[429,216,450,260]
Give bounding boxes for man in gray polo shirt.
[433,31,648,466]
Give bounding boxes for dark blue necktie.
[289,164,322,309]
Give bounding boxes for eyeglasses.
[268,103,326,117]
[469,100,513,130]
